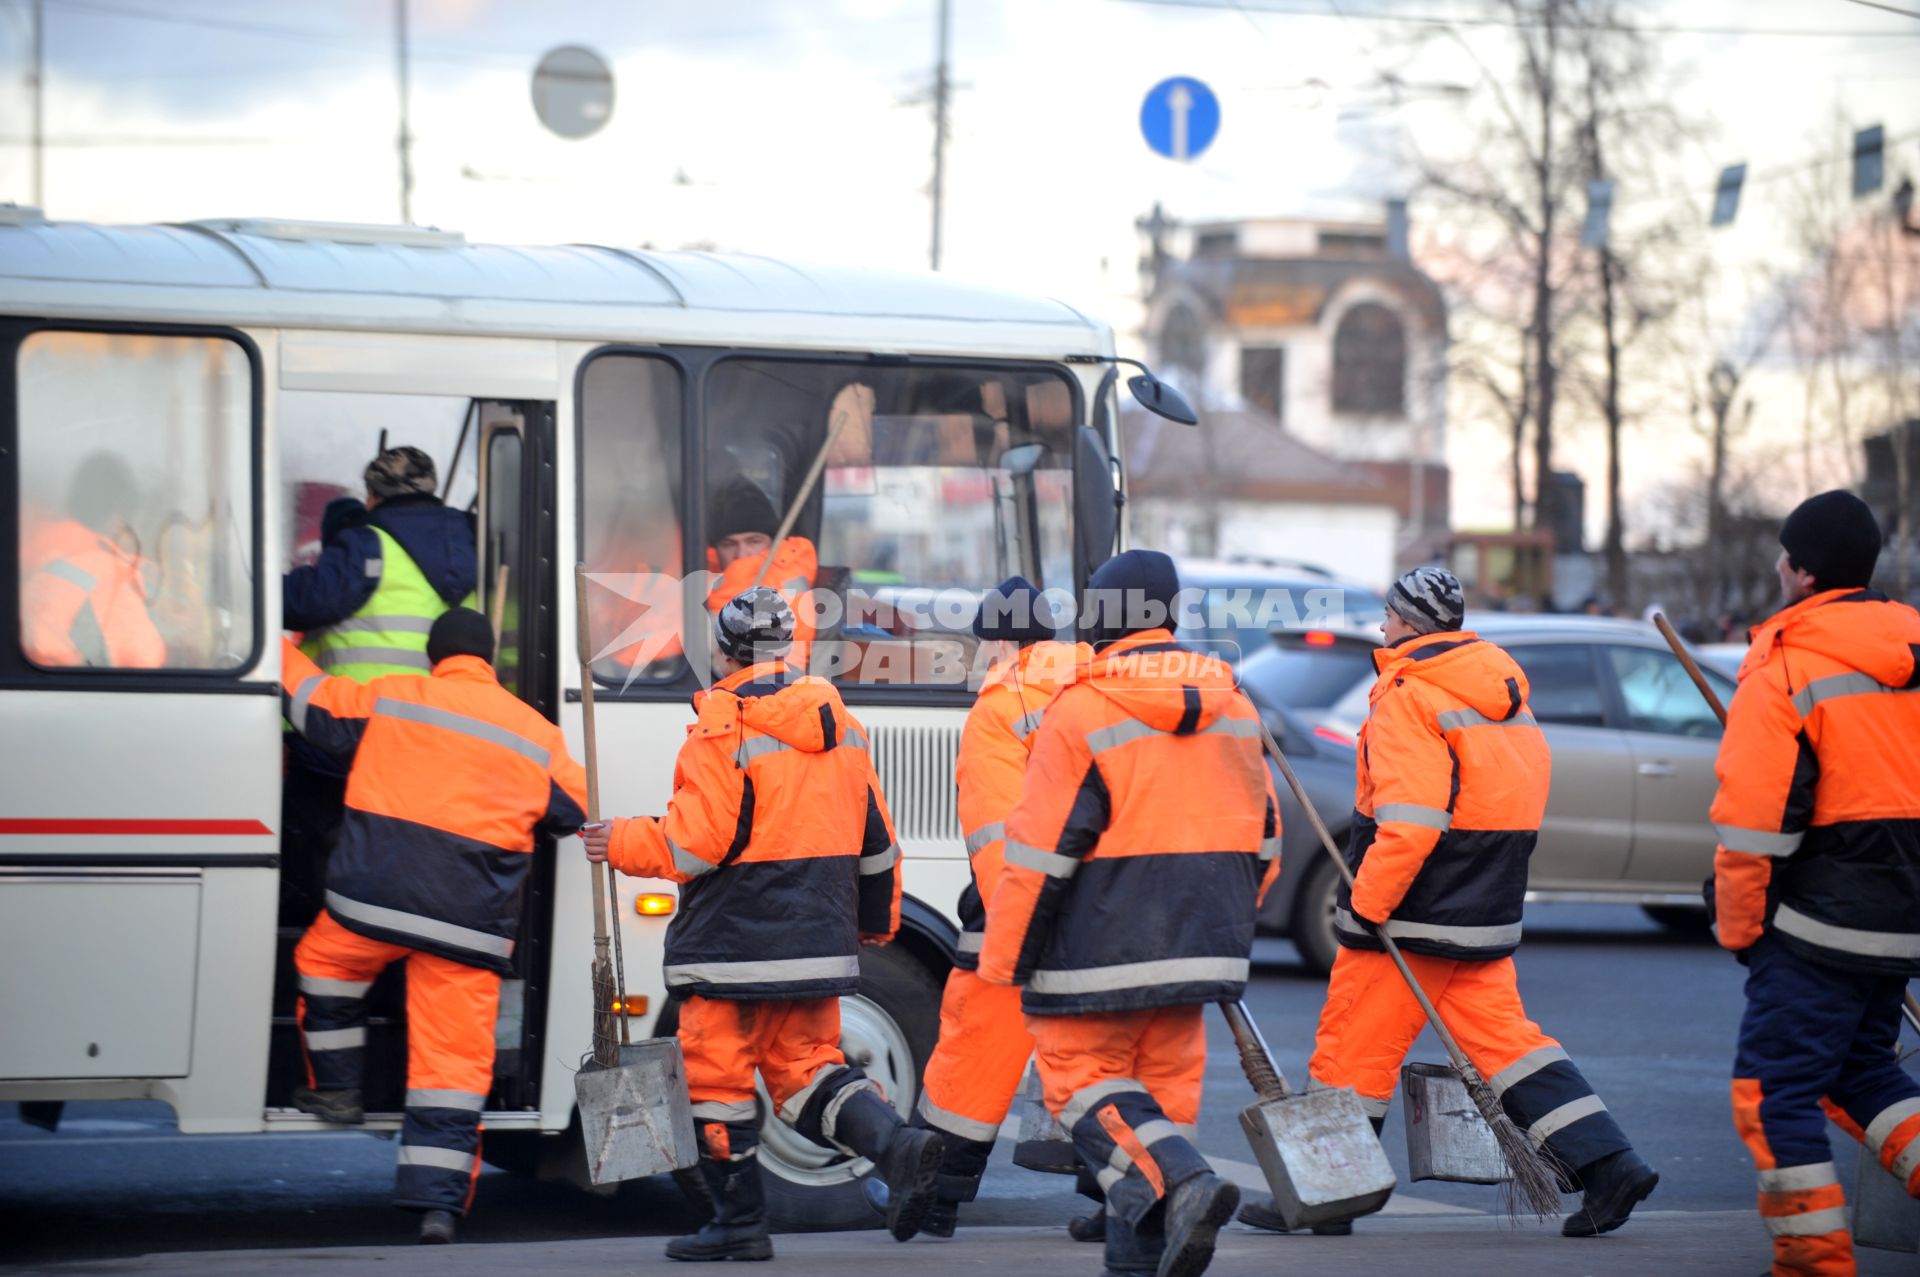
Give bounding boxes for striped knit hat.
[1387,566,1465,635]
[714,586,795,663]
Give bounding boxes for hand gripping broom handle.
[1251,715,1487,1089]
[1220,999,1291,1102]
[1652,613,1920,1038]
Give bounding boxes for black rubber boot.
[920,1130,993,1238]
[831,1088,944,1242]
[1070,1206,1108,1242]
[1157,1172,1240,1277]
[1236,1195,1351,1235]
[291,1086,364,1125]
[1561,1149,1658,1238]
[666,1150,774,1261]
[416,1209,456,1244]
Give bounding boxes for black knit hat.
[427,606,494,667]
[714,586,795,663]
[710,478,780,544]
[1085,550,1181,644]
[973,575,1060,644]
[1780,490,1881,590]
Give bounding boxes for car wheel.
[1642,904,1712,938]
[1290,852,1343,976]
[759,941,944,1230]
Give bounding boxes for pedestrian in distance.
[1241,566,1658,1238]
[905,576,1088,1236]
[583,586,943,1262]
[279,607,590,1245]
[1710,491,1920,1277]
[978,550,1280,1277]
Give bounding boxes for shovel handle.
[748,387,867,593]
[1253,713,1485,1087]
[1652,613,1728,726]
[1220,1000,1290,1101]
[573,566,610,950]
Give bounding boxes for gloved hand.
[320,496,369,543]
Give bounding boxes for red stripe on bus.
[0,819,274,836]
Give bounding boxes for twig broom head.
[590,955,620,1070]
[1463,1070,1568,1220]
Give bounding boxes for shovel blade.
[1238,1086,1396,1229]
[1011,1061,1078,1174]
[574,1038,699,1185]
[1402,1062,1510,1185]
[1855,1151,1920,1253]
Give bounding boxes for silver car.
[1255,615,1738,973]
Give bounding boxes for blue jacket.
[283,495,477,631]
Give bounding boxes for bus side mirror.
[1074,425,1117,573]
[1127,372,1198,426]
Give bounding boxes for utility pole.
[928,0,949,271]
[30,0,44,208]
[395,0,413,224]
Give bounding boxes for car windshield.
[1236,642,1379,711]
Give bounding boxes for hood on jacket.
[1084,628,1241,734]
[693,663,847,754]
[982,639,1087,696]
[1374,632,1532,721]
[1745,589,1920,689]
[369,496,478,606]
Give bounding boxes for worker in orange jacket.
[21,453,165,669]
[279,607,589,1245]
[1247,567,1657,1239]
[909,576,1086,1235]
[979,550,1278,1277]
[584,587,943,1261]
[1711,491,1920,1277]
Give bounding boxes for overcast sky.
[1,0,1915,531]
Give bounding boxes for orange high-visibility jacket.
[606,660,901,1000]
[952,640,1089,970]
[280,637,590,972]
[22,518,165,669]
[977,629,1280,1013]
[1711,588,1920,973]
[1337,631,1550,961]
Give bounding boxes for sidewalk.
[20,1214,1916,1277]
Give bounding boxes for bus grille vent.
[869,725,962,844]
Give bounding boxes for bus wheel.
[758,941,942,1230]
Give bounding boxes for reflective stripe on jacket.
[977,629,1280,1014]
[1337,631,1549,962]
[606,660,901,1000]
[1711,588,1920,974]
[952,640,1089,970]
[300,527,476,682]
[280,637,590,973]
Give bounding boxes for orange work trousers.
[294,909,499,1213]
[678,994,851,1130]
[1310,947,1628,1174]
[1026,1006,1211,1228]
[918,969,1034,1143]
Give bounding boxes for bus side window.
[15,330,256,672]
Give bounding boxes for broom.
[1652,613,1920,1040]
[574,564,622,1069]
[1252,714,1568,1218]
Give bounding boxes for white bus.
[0,210,1160,1225]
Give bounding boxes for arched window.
[1331,302,1406,415]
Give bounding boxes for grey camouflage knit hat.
[365,446,438,499]
[714,586,795,663]
[1387,566,1465,635]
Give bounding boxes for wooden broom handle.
[573,565,609,948]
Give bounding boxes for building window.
[1239,346,1286,423]
[1331,302,1406,416]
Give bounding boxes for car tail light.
[1304,630,1337,647]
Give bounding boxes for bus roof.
[0,213,1112,356]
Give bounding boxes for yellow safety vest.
[299,527,475,682]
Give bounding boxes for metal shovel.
[1222,1000,1396,1229]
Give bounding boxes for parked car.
[1235,629,1383,727]
[1255,615,1738,972]
[1246,704,1363,975]
[1173,558,1386,665]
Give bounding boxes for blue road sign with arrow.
[1141,76,1220,162]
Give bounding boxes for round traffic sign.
[1140,76,1220,163]
[532,45,615,140]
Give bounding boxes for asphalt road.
[4,906,1916,1275]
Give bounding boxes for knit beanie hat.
[1387,566,1465,635]
[973,575,1060,644]
[1779,490,1881,590]
[1085,550,1181,644]
[365,446,438,500]
[714,586,795,663]
[426,606,494,666]
[710,478,780,544]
